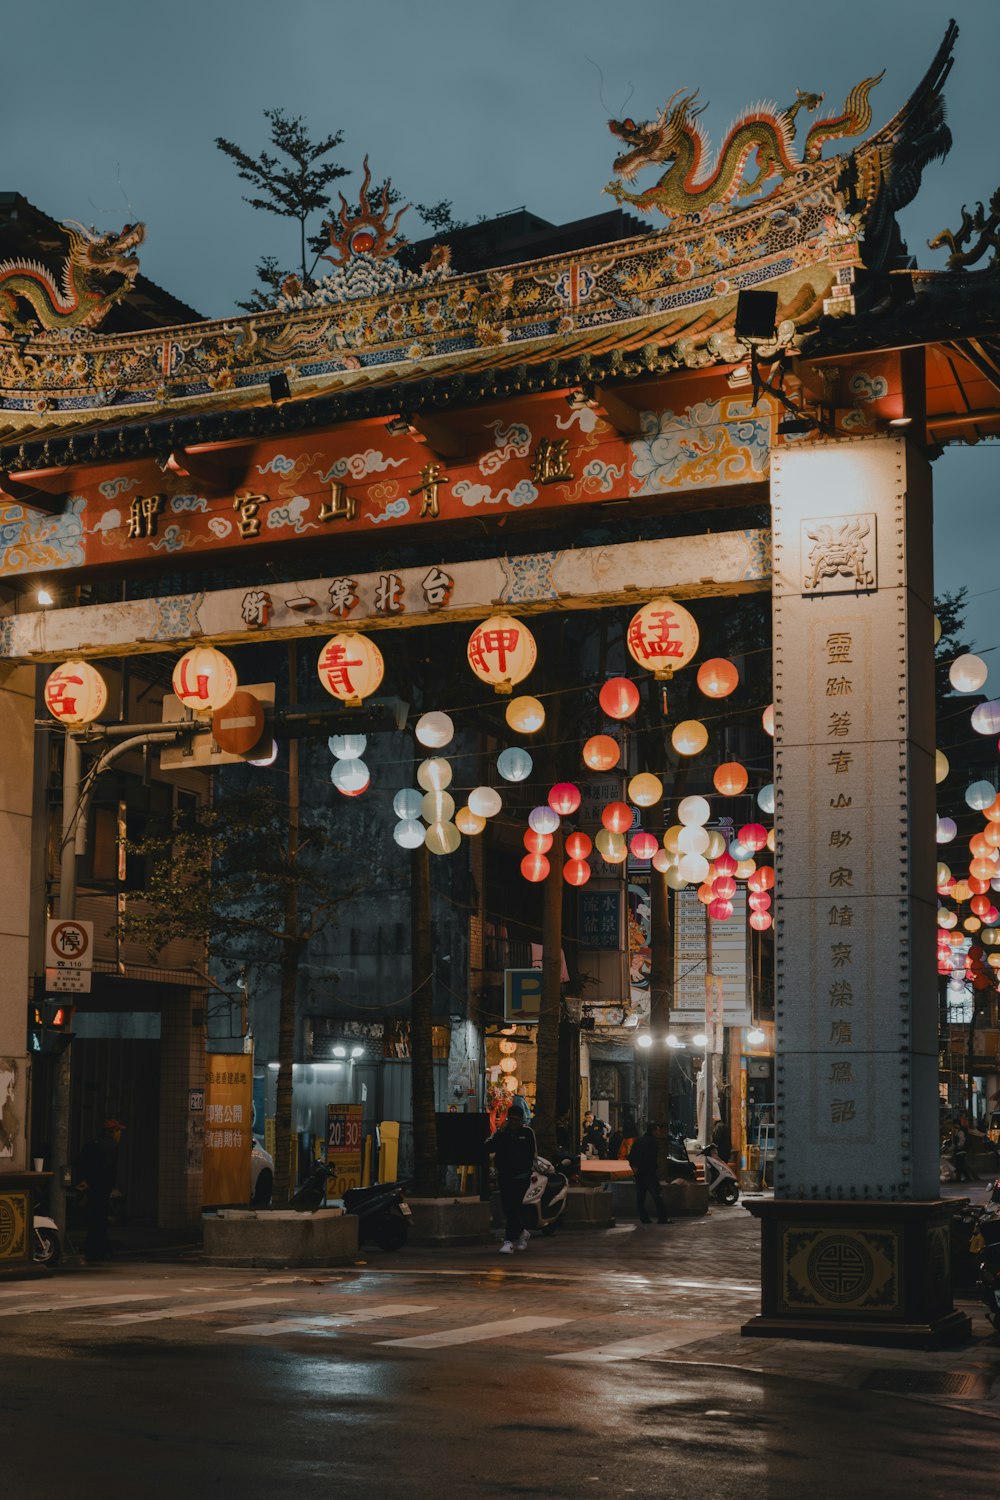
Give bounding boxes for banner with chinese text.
[203,1055,252,1205]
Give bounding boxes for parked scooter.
[522,1155,570,1235]
[970,1211,1000,1330]
[343,1180,411,1250]
[32,1211,61,1266]
[697,1142,741,1205]
[663,1132,697,1184]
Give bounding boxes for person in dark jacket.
[628,1121,672,1224]
[486,1103,537,1253]
[73,1118,123,1262]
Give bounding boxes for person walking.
[73,1118,124,1262]
[628,1121,672,1224]
[951,1116,973,1182]
[486,1102,536,1253]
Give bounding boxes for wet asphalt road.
[3,1204,999,1499]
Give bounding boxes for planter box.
[561,1184,615,1230]
[203,1208,359,1267]
[665,1180,710,1216]
[406,1196,492,1247]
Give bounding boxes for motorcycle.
[343,1180,411,1251]
[32,1211,61,1266]
[696,1142,741,1205]
[522,1155,570,1236]
[663,1132,697,1184]
[970,1211,1000,1330]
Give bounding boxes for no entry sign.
[211,690,265,755]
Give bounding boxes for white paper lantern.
[43,659,109,725]
[468,785,502,818]
[971,701,1000,736]
[172,646,238,715]
[757,784,775,815]
[393,788,423,820]
[425,820,461,856]
[678,852,710,884]
[677,795,710,827]
[677,825,710,855]
[415,712,454,749]
[393,819,425,849]
[949,653,988,693]
[625,597,699,679]
[331,757,369,794]
[421,790,455,824]
[417,757,452,792]
[497,747,533,782]
[317,631,384,705]
[467,614,537,694]
[329,733,367,760]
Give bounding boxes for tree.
[216,108,350,310]
[118,778,360,1205]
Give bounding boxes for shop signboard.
[503,969,543,1023]
[327,1104,364,1197]
[673,887,751,1025]
[202,1055,252,1205]
[580,890,620,950]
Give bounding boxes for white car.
[251,1136,273,1206]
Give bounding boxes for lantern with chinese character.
[713,762,748,796]
[599,677,640,720]
[950,653,989,693]
[317,632,383,707]
[43,659,109,726]
[626,598,699,680]
[628,773,662,807]
[601,801,632,835]
[524,828,553,855]
[594,829,627,864]
[505,695,545,733]
[455,807,486,836]
[564,859,591,887]
[468,785,502,818]
[566,832,592,861]
[583,735,620,771]
[468,614,536,695]
[172,646,238,715]
[630,831,658,861]
[521,852,550,883]
[548,783,581,817]
[417,757,452,792]
[671,720,708,757]
[415,711,454,749]
[697,658,739,698]
[497,747,532,782]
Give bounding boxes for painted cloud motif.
[630,400,770,492]
[268,496,315,534]
[318,450,404,482]
[454,479,538,509]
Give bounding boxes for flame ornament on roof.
[277,157,452,311]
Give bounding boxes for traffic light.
[28,999,75,1055]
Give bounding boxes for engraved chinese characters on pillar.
[801,513,877,593]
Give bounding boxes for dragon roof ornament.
[0,25,960,455]
[0,219,144,333]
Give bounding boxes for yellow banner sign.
[203,1055,252,1206]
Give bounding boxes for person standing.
[951,1116,972,1183]
[73,1118,123,1262]
[486,1102,536,1253]
[628,1121,672,1224]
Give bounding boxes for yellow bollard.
[379,1120,400,1183]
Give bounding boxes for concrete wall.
[0,665,36,1172]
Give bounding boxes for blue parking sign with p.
[504,968,543,1023]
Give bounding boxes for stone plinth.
[665,1180,710,1217]
[561,1185,615,1230]
[743,1198,971,1348]
[406,1196,491,1246]
[203,1208,358,1267]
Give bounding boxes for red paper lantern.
[972,894,992,917]
[563,858,591,887]
[582,734,621,771]
[697,658,739,699]
[738,823,768,852]
[630,831,659,861]
[548,782,581,816]
[599,677,640,720]
[987,905,1000,925]
[709,897,734,921]
[524,829,553,854]
[713,761,748,796]
[967,876,990,895]
[749,911,772,932]
[749,891,772,912]
[565,831,593,860]
[715,852,738,878]
[601,801,633,834]
[521,852,550,883]
[712,874,737,899]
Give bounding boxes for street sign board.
[46,918,93,971]
[160,682,275,769]
[327,1104,363,1197]
[503,968,543,1023]
[212,690,266,755]
[45,968,92,993]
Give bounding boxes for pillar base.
[743,1197,972,1349]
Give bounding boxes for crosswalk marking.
[0,1291,177,1318]
[96,1296,293,1326]
[226,1301,439,1337]
[380,1314,569,1349]
[548,1323,733,1362]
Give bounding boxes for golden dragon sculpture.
[0,219,145,333]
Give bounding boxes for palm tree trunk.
[410,839,438,1193]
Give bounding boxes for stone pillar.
[744,437,968,1346]
[157,990,206,1229]
[0,666,36,1271]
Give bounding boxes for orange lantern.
[521,852,550,883]
[970,832,993,859]
[172,646,238,715]
[672,719,709,757]
[749,866,775,892]
[468,615,536,694]
[598,677,640,720]
[697,882,715,905]
[985,797,1000,824]
[563,858,591,887]
[626,598,699,679]
[972,857,998,881]
[583,734,620,771]
[43,659,109,726]
[697,658,739,698]
[524,829,553,855]
[317,632,384,706]
[566,831,592,861]
[601,801,633,834]
[713,761,749,796]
